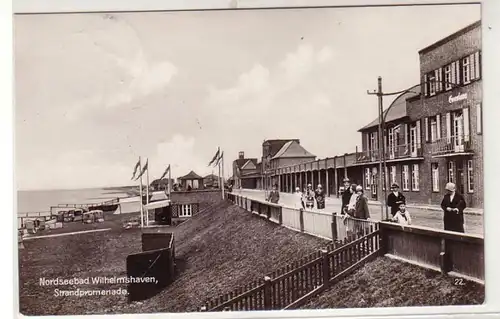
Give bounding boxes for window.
[432,163,440,192]
[390,166,397,186]
[444,65,452,90]
[428,71,437,96]
[411,164,420,191]
[365,168,371,190]
[402,165,410,191]
[179,204,193,217]
[477,104,483,134]
[430,117,438,142]
[369,132,377,151]
[467,160,474,193]
[448,161,455,183]
[462,56,470,84]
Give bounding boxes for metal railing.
[356,143,423,163]
[430,135,472,156]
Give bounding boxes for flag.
[159,164,171,180]
[131,158,141,180]
[208,147,220,166]
[214,151,224,167]
[135,159,148,181]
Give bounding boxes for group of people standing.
[266,176,467,234]
[293,184,326,211]
[340,178,371,221]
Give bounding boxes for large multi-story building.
[354,20,482,208]
[233,21,483,209]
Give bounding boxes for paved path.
[23,228,112,240]
[234,189,484,235]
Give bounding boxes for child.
[392,201,412,225]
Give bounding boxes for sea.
[17,187,134,214]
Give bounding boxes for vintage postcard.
[15,2,485,316]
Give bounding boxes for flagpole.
[221,152,225,199]
[146,159,150,226]
[168,164,172,199]
[139,157,144,228]
[218,157,221,194]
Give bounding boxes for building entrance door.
[453,112,464,152]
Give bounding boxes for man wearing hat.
[315,184,326,210]
[440,182,466,233]
[341,177,353,214]
[386,183,406,217]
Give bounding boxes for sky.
[15,4,480,190]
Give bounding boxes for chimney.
[238,151,244,159]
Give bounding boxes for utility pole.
[368,76,385,221]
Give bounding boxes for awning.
[144,200,171,210]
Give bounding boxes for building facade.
[355,21,481,207]
[231,21,483,209]
[409,20,482,208]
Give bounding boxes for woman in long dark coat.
[440,182,466,233]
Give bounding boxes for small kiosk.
[144,192,172,226]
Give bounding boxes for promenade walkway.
[234,188,483,235]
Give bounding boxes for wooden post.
[299,208,305,232]
[263,276,272,310]
[278,207,283,225]
[440,238,452,274]
[321,249,330,288]
[379,223,387,256]
[326,168,330,197]
[331,213,338,241]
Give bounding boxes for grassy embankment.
[19,200,329,315]
[301,257,484,309]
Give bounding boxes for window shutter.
[464,107,470,142]
[436,114,441,139]
[438,68,443,91]
[477,103,482,134]
[475,51,481,79]
[416,120,422,147]
[470,53,476,80]
[451,62,456,85]
[424,117,429,142]
[455,60,461,85]
[446,112,451,143]
[423,74,428,96]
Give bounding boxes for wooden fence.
[379,222,484,283]
[201,229,380,311]
[227,193,378,242]
[221,193,484,311]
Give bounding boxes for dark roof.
[233,157,257,169]
[358,86,421,132]
[178,170,203,180]
[419,20,481,55]
[263,139,299,158]
[272,140,315,159]
[241,159,258,170]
